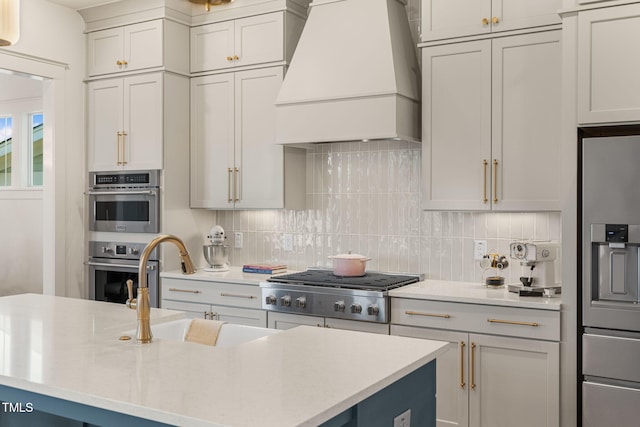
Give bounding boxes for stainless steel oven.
[87,241,159,307]
[88,170,160,233]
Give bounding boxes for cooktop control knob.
[334,301,346,312]
[350,303,362,314]
[128,247,139,255]
[367,304,380,316]
[296,296,307,308]
[265,295,277,305]
[281,295,292,307]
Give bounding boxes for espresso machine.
[508,241,561,295]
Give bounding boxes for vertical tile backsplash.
[217,141,561,284]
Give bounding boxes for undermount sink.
[124,319,280,347]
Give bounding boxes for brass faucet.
[126,234,197,343]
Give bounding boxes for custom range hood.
[276,0,420,145]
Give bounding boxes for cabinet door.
[123,20,163,73]
[161,299,210,319]
[213,305,267,327]
[578,4,640,124]
[491,31,561,211]
[190,73,235,208]
[325,318,390,335]
[267,312,324,330]
[123,73,163,170]
[234,13,284,68]
[492,0,561,34]
[469,334,559,427]
[422,41,492,210]
[392,325,469,427]
[234,67,285,209]
[87,27,124,76]
[190,21,235,73]
[422,0,492,41]
[87,78,123,171]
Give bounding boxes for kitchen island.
[0,294,447,426]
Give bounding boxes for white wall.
[0,0,86,297]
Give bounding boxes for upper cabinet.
[87,19,189,77]
[421,0,562,42]
[422,31,562,211]
[578,3,640,124]
[191,12,287,73]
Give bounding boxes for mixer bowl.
[203,244,229,267]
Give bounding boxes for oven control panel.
[260,284,388,323]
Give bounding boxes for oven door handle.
[86,261,156,271]
[86,190,157,196]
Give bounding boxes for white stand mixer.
[203,225,230,272]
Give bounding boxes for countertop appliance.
[507,241,560,294]
[87,241,159,308]
[260,269,422,323]
[580,126,640,426]
[202,225,229,272]
[88,170,160,233]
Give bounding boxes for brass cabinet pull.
[233,55,239,61]
[492,16,500,24]
[483,159,488,203]
[233,167,239,202]
[220,292,256,299]
[121,131,127,165]
[492,159,498,203]
[482,18,489,26]
[226,56,233,61]
[168,288,201,294]
[470,342,477,390]
[227,168,233,203]
[116,132,122,165]
[460,341,466,389]
[487,318,539,327]
[405,310,451,319]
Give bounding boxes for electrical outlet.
[283,234,293,252]
[234,232,243,249]
[393,409,411,427]
[474,240,487,260]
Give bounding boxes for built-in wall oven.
[580,126,640,426]
[87,241,159,308]
[88,170,160,233]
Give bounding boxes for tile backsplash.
[216,140,561,285]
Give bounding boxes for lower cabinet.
[161,277,266,327]
[391,299,560,427]
[267,312,390,334]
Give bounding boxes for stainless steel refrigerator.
[581,126,640,426]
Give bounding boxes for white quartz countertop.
[161,265,294,285]
[389,280,562,310]
[0,294,447,427]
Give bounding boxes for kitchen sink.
[124,319,280,347]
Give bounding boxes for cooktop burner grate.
[266,269,419,291]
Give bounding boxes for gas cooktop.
[266,269,421,291]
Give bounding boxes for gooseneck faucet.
[126,234,197,343]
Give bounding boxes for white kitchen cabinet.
[190,66,305,209]
[391,298,560,427]
[422,31,561,211]
[191,12,285,73]
[578,3,640,124]
[87,73,163,171]
[87,19,189,77]
[421,0,561,41]
[267,312,390,334]
[161,278,267,327]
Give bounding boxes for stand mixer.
[203,225,230,272]
[508,241,561,295]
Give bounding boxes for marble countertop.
[0,294,447,426]
[389,280,562,310]
[160,265,293,285]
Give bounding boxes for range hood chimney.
[275,0,421,145]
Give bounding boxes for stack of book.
[242,263,287,274]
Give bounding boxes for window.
[0,115,12,187]
[30,113,43,187]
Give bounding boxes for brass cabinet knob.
[116,60,123,65]
[226,56,233,61]
[482,18,489,26]
[492,16,500,24]
[233,55,239,61]
[122,60,128,65]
